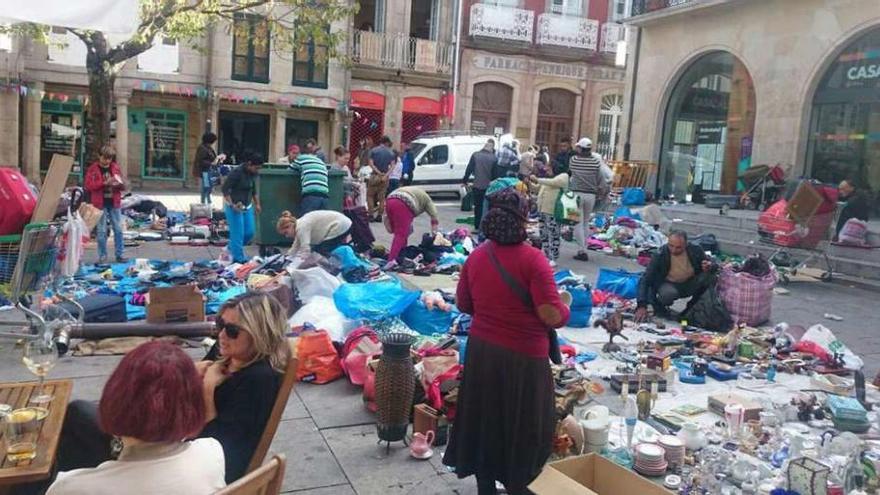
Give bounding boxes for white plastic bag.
[61,207,87,277]
[290,266,342,304]
[797,324,863,370]
[289,296,357,342]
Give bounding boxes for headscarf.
[482,188,529,245]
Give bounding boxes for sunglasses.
[216,318,246,339]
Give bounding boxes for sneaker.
[573,252,590,262]
[116,256,129,263]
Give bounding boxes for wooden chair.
[216,454,287,495]
[245,339,300,474]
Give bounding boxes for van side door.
[413,144,450,188]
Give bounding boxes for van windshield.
[410,143,427,158]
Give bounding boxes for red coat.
[85,161,124,209]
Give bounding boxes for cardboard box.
[530,454,673,495]
[708,392,763,421]
[147,286,206,324]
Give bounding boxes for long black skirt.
[344,206,375,253]
[443,335,555,491]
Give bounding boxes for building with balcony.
[0,18,349,187]
[455,0,628,158]
[623,0,880,203]
[348,0,457,159]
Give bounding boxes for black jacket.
[637,243,708,308]
[553,149,575,174]
[836,190,872,235]
[463,148,498,190]
[193,143,217,177]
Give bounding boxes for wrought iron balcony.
[469,3,534,43]
[536,13,598,50]
[352,31,453,74]
[600,23,625,53]
[631,0,695,17]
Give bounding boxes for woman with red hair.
[47,341,225,494]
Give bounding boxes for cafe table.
[0,380,73,489]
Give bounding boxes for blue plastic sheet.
[613,206,642,221]
[400,299,459,335]
[596,268,642,300]
[331,245,371,273]
[333,279,420,320]
[621,187,646,206]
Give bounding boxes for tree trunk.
[84,33,115,164]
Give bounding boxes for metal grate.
[401,112,439,145]
[349,108,385,165]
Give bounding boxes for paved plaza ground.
[0,191,877,494]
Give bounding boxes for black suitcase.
[60,294,127,323]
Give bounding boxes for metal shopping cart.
[0,222,74,341]
[756,182,838,285]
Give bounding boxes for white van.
[408,133,495,196]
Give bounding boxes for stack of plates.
[658,435,685,468]
[634,443,668,477]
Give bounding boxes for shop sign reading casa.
[473,55,625,82]
[847,63,880,81]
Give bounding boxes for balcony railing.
[352,31,453,74]
[631,0,695,16]
[469,3,534,43]
[536,13,598,50]
[600,23,625,53]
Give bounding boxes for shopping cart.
[756,184,838,285]
[0,222,73,341]
[738,164,787,211]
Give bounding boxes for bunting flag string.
[0,80,349,113]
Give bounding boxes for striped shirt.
[568,152,603,194]
[295,154,329,197]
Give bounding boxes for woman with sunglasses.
[197,292,290,483]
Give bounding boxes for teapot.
[677,422,707,451]
[410,431,435,459]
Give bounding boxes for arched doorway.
[659,51,756,201]
[469,82,513,135]
[596,94,624,160]
[536,88,577,155]
[807,26,880,213]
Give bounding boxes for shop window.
[596,94,623,160]
[232,14,270,83]
[659,51,756,200]
[470,81,513,135]
[143,109,187,180]
[293,37,328,88]
[420,145,448,165]
[40,101,85,176]
[808,26,880,213]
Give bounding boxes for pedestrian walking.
[462,139,497,231]
[367,136,396,222]
[568,138,612,262]
[530,169,570,267]
[443,188,569,495]
[294,148,329,215]
[193,132,225,205]
[222,153,262,263]
[401,144,415,186]
[85,145,127,263]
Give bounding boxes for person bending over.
[276,210,352,258]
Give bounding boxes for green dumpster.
[253,164,346,248]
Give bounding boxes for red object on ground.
[0,167,36,235]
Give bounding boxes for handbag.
[485,244,562,364]
[554,190,582,225]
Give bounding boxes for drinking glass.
[22,337,58,417]
[5,408,39,462]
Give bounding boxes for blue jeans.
[386,179,400,195]
[299,194,328,216]
[225,204,255,263]
[97,206,124,260]
[200,171,213,204]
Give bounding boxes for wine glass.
[22,337,58,419]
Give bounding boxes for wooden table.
[0,380,73,486]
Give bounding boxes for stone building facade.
[453,0,628,158]
[622,0,880,201]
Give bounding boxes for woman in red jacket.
[443,189,570,495]
[84,146,127,263]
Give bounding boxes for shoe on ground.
[98,256,108,265]
[573,252,590,262]
[116,256,128,263]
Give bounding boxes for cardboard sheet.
[31,154,74,223]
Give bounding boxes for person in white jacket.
[276,210,352,257]
[530,171,570,267]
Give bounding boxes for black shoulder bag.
[486,245,563,364]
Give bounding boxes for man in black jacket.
[462,139,497,230]
[635,231,714,322]
[835,178,872,239]
[553,136,575,175]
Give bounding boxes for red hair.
[99,341,205,442]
